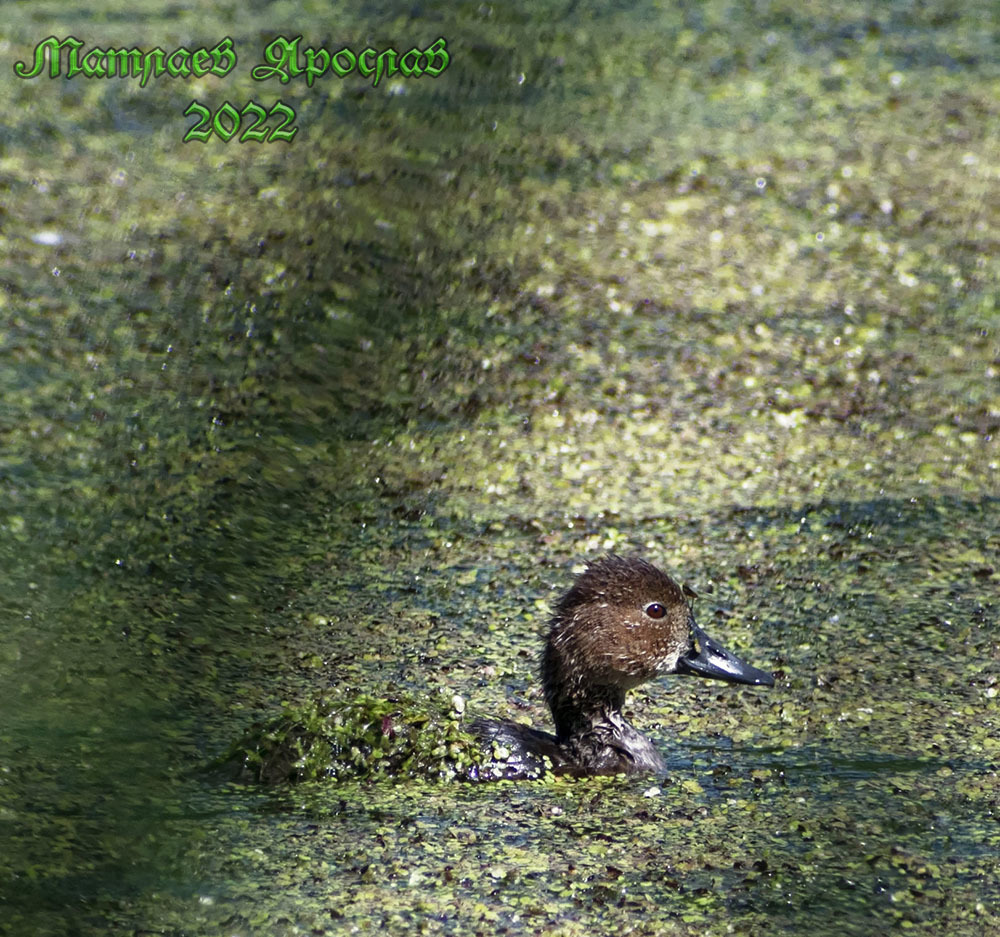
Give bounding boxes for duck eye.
[645,602,666,619]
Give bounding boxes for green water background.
[1,2,998,934]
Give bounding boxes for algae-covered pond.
[1,2,998,935]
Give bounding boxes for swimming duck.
[473,554,774,779]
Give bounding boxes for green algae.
[226,690,488,783]
[1,0,1000,936]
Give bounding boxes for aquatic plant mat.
[1,2,998,935]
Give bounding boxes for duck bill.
[676,621,774,687]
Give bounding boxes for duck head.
[542,554,773,742]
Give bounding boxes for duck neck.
[549,683,628,743]
[549,683,668,775]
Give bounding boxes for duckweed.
[2,1,999,936]
[227,690,487,783]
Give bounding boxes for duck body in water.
[472,554,774,780]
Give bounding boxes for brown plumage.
[473,554,774,779]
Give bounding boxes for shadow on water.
[0,85,499,937]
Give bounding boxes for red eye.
[645,603,666,619]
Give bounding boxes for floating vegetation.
[227,690,488,783]
[4,1,1000,935]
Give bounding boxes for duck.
[472,554,774,779]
